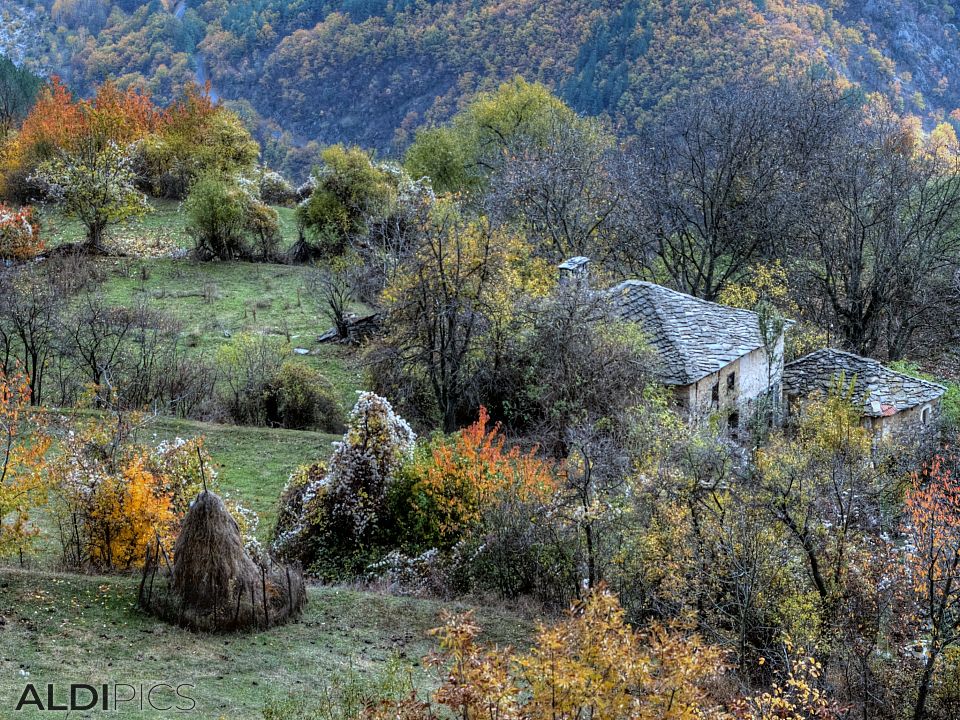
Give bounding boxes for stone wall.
[871,399,941,442]
[679,340,784,426]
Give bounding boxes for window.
[921,406,932,425]
[726,372,735,392]
[711,382,719,405]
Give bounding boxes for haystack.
[139,491,306,632]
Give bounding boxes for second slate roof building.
[782,348,946,440]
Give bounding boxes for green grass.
[0,568,531,719]
[141,417,339,538]
[37,196,369,410]
[39,199,191,251]
[92,256,365,408]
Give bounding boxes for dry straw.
[139,490,306,632]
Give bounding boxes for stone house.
[782,348,946,441]
[605,275,786,427]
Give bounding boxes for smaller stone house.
[607,277,786,427]
[782,348,946,441]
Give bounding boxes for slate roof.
[608,280,770,385]
[782,348,946,417]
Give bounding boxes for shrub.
[185,172,283,261]
[273,392,415,577]
[365,587,731,720]
[216,333,288,426]
[267,361,344,432]
[85,456,176,571]
[0,203,43,260]
[184,173,251,260]
[407,406,555,545]
[259,169,295,206]
[245,200,282,261]
[295,145,397,257]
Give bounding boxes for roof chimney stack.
[558,256,590,289]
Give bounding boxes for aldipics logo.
[14,683,196,712]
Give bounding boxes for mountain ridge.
[3,0,959,154]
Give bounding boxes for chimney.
[558,256,590,289]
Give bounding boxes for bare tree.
[308,257,358,341]
[796,106,960,359]
[486,118,633,267]
[0,268,63,404]
[60,293,141,404]
[628,79,845,300]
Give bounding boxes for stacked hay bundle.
[139,491,306,632]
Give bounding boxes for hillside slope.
[3,0,960,151]
[0,567,530,718]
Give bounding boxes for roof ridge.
[624,280,762,318]
[787,348,947,392]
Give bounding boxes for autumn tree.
[0,368,50,557]
[48,413,240,571]
[3,79,159,204]
[373,202,550,431]
[34,139,149,251]
[405,78,592,196]
[138,84,258,199]
[380,587,731,720]
[754,381,886,634]
[410,406,555,544]
[903,452,960,720]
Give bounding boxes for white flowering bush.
[272,392,415,577]
[258,169,295,205]
[32,140,149,250]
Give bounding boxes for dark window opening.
[711,383,719,405]
[727,372,735,391]
[728,412,739,429]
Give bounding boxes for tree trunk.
[913,651,938,720]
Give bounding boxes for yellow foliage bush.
[86,456,175,571]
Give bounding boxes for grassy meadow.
[0,201,501,720]
[0,569,530,719]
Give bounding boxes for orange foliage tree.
[903,452,960,720]
[0,203,43,260]
[412,406,556,542]
[49,415,226,572]
[2,78,160,191]
[0,368,50,557]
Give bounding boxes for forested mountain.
[3,0,960,154]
